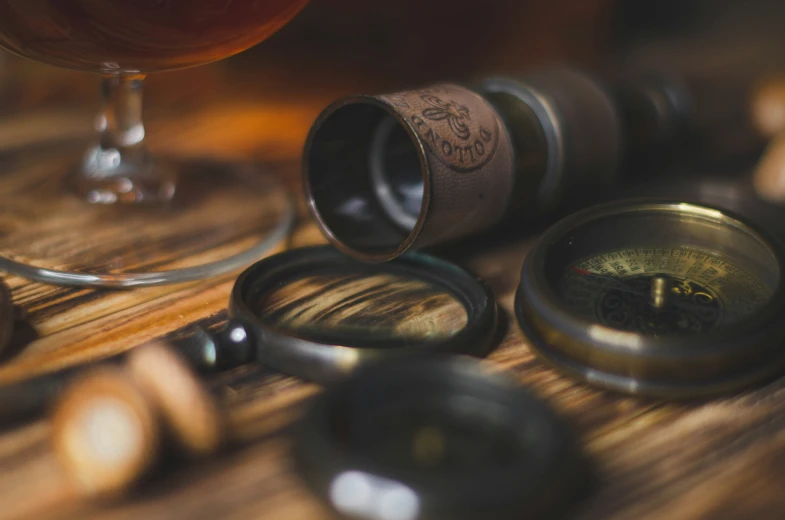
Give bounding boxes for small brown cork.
[127,342,224,458]
[753,133,785,203]
[751,79,785,137]
[51,367,160,497]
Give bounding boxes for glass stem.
[76,73,175,204]
[99,73,147,155]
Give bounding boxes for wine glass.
[0,0,309,287]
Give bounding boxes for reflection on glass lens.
[257,272,468,342]
[369,116,424,232]
[349,403,524,477]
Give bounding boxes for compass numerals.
[559,246,772,334]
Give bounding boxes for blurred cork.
[753,134,785,203]
[50,340,309,498]
[127,342,224,458]
[51,342,224,498]
[751,78,785,203]
[51,367,160,497]
[751,78,785,138]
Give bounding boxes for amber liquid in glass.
[0,0,309,73]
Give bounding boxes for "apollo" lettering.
[411,115,493,166]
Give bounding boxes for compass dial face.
[517,202,785,397]
[558,246,773,335]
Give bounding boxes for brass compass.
[516,201,785,399]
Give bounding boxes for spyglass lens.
[369,116,425,232]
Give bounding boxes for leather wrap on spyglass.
[228,246,498,383]
[294,357,590,520]
[303,84,515,262]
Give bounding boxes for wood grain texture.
[0,75,784,520]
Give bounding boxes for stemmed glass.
[0,0,309,287]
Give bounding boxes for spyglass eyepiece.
[304,85,515,262]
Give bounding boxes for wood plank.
[2,76,785,520]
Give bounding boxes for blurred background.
[2,0,784,115]
[2,0,785,186]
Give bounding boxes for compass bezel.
[515,200,785,399]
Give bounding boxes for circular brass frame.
[230,246,499,384]
[515,200,785,399]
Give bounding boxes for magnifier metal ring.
[293,357,589,520]
[229,246,499,383]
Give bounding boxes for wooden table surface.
[1,60,785,520]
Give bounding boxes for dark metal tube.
[479,68,623,216]
[303,69,632,261]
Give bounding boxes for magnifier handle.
[0,359,123,425]
[172,319,257,374]
[0,370,75,424]
[0,320,256,426]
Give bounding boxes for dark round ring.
[293,357,589,520]
[229,246,498,383]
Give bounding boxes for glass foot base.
[0,145,294,287]
[71,149,177,205]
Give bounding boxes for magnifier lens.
[369,116,425,232]
[294,357,589,520]
[255,270,468,343]
[229,247,497,382]
[346,398,525,476]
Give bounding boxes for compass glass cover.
[544,205,781,335]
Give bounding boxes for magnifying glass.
[0,246,499,423]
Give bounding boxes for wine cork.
[751,78,785,137]
[753,133,785,203]
[127,342,224,458]
[51,367,160,497]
